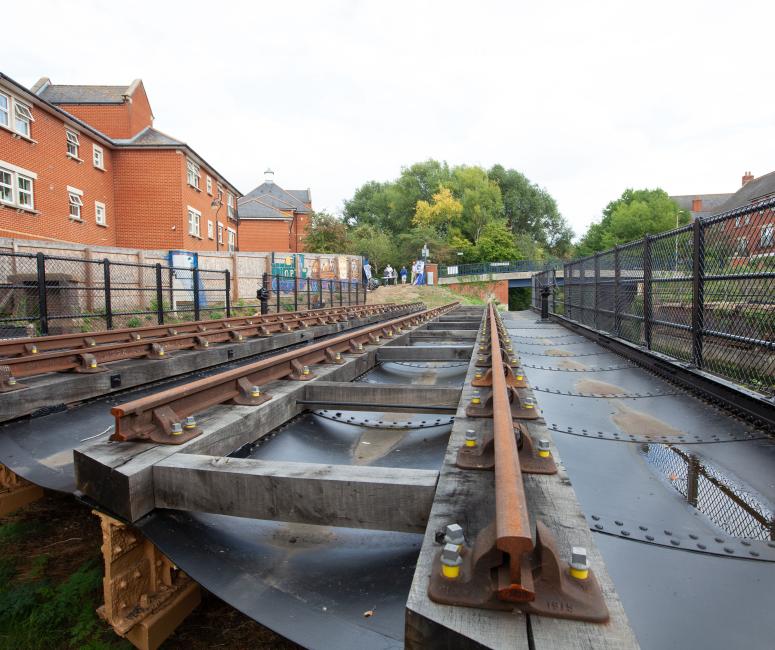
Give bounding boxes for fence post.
[318,278,323,308]
[306,277,311,310]
[293,275,299,312]
[613,246,621,337]
[691,219,705,368]
[339,280,343,307]
[563,263,571,320]
[225,269,231,317]
[593,253,600,330]
[276,275,281,313]
[686,455,700,507]
[259,273,269,315]
[36,252,48,335]
[103,258,113,330]
[348,279,352,306]
[193,268,201,321]
[155,263,164,324]
[643,235,653,349]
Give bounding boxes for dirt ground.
[366,282,484,308]
[0,491,299,650]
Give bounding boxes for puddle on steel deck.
[612,401,686,438]
[237,410,452,469]
[641,443,775,540]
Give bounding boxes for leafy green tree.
[576,189,691,255]
[413,187,463,235]
[451,166,503,241]
[303,211,348,253]
[473,221,523,262]
[346,224,396,271]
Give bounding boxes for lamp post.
[211,197,223,252]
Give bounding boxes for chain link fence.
[0,251,231,335]
[533,198,775,397]
[262,273,364,313]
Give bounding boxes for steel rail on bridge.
[0,303,420,388]
[110,302,459,444]
[428,302,609,622]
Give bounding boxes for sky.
[2,0,773,239]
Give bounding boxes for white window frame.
[227,227,236,252]
[761,223,774,249]
[186,159,201,189]
[66,130,80,159]
[0,169,13,205]
[0,93,8,128]
[0,161,37,210]
[188,206,201,238]
[227,192,235,219]
[13,100,33,138]
[217,184,223,201]
[95,201,107,226]
[93,144,104,170]
[68,186,84,220]
[206,176,213,195]
[207,220,214,239]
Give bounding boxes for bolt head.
[7,377,17,386]
[465,429,477,441]
[571,546,589,570]
[538,438,550,452]
[441,543,462,566]
[445,523,465,546]
[171,422,183,433]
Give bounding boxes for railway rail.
[110,302,457,443]
[0,303,419,387]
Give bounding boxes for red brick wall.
[179,156,235,252]
[0,96,117,246]
[112,149,182,249]
[239,220,293,252]
[448,280,509,306]
[56,83,153,140]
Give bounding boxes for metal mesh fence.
[268,275,362,313]
[642,443,774,541]
[537,198,775,397]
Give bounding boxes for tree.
[451,166,503,241]
[413,187,463,235]
[303,211,348,253]
[576,189,691,255]
[473,221,523,262]
[488,164,574,256]
[346,224,396,272]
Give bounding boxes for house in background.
[0,72,240,251]
[237,169,312,252]
[670,192,733,221]
[713,171,775,259]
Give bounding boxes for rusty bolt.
[171,422,183,435]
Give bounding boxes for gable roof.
[32,78,142,104]
[670,193,733,220]
[288,189,311,204]
[113,126,184,146]
[714,171,775,214]
[238,198,293,220]
[241,181,312,213]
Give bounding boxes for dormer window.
[14,102,33,138]
[186,159,200,189]
[66,130,80,158]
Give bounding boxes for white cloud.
[2,0,772,238]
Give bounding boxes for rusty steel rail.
[0,303,411,359]
[489,304,535,601]
[110,302,459,444]
[0,303,422,388]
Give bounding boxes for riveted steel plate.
[522,362,637,372]
[524,365,672,395]
[587,514,775,561]
[534,386,679,399]
[358,361,468,386]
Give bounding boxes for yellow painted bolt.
[302,365,311,376]
[7,377,17,386]
[471,391,481,405]
[570,547,589,580]
[89,360,97,369]
[441,543,463,579]
[335,352,342,361]
[538,439,551,458]
[464,429,477,448]
[474,371,483,380]
[523,397,535,409]
[251,385,261,398]
[170,422,183,436]
[183,416,197,430]
[159,349,165,356]
[30,345,38,354]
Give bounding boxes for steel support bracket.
[457,423,557,474]
[0,365,25,392]
[73,353,108,374]
[230,377,273,406]
[428,520,609,623]
[471,365,528,388]
[465,387,540,420]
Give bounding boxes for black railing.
[533,197,775,397]
[0,251,231,335]
[260,273,364,313]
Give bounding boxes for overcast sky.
[3,0,772,238]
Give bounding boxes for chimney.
[742,171,754,186]
[691,197,702,213]
[264,168,275,184]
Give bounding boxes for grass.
[366,283,489,308]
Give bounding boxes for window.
[188,207,201,237]
[217,184,223,201]
[186,159,200,189]
[93,144,104,169]
[207,220,214,239]
[0,93,8,128]
[95,201,107,226]
[206,176,212,195]
[736,237,749,256]
[17,175,33,208]
[68,187,83,220]
[0,162,36,210]
[217,223,224,244]
[14,102,33,138]
[761,224,774,248]
[227,192,235,218]
[0,170,12,204]
[735,216,741,228]
[66,130,80,158]
[744,214,751,225]
[227,228,236,252]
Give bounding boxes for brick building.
[237,169,312,252]
[714,171,775,259]
[0,72,240,251]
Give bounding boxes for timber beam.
[377,345,473,361]
[300,381,461,412]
